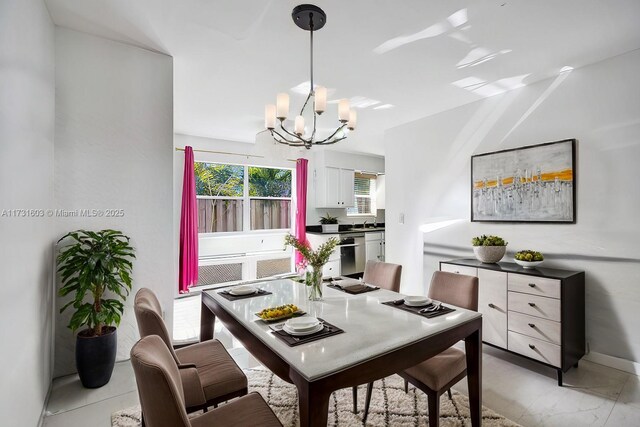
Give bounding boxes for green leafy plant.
[285,234,338,271]
[515,250,544,262]
[471,234,507,246]
[57,230,135,336]
[319,213,338,225]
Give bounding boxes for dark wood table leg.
[465,325,482,427]
[200,296,215,341]
[292,374,330,427]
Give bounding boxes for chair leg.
[404,379,409,393]
[352,386,358,413]
[363,382,374,422]
[447,389,453,400]
[427,393,440,427]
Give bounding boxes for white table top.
[204,279,481,381]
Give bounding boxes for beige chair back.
[130,335,191,427]
[134,288,180,363]
[363,260,402,292]
[428,271,478,311]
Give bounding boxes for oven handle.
[338,244,361,248]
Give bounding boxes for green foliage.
[249,167,291,197]
[284,234,338,270]
[471,234,507,246]
[319,213,338,225]
[515,250,544,262]
[57,230,135,336]
[194,162,244,197]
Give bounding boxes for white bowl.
[285,316,320,331]
[514,259,544,269]
[229,285,257,296]
[404,296,432,307]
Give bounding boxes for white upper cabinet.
[316,166,355,208]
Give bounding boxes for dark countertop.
[306,224,385,235]
[441,258,584,279]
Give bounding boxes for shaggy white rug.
[112,369,521,426]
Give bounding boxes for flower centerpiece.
[285,234,338,300]
[471,234,508,263]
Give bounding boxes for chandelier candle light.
[264,4,356,149]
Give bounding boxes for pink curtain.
[295,158,309,268]
[179,146,198,293]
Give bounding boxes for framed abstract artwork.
[471,139,576,223]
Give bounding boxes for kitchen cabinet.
[365,232,385,262]
[440,259,584,386]
[315,166,354,208]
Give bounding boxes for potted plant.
[319,212,339,233]
[471,234,507,263]
[285,234,338,300]
[57,229,135,388]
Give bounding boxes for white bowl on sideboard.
[321,224,339,233]
[514,259,544,269]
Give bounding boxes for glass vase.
[306,266,324,301]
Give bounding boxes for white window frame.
[196,162,295,236]
[347,172,377,217]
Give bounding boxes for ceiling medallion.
[264,4,356,149]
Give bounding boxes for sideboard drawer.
[508,273,560,299]
[508,331,561,367]
[478,269,507,348]
[508,292,561,321]
[508,311,561,345]
[440,263,477,277]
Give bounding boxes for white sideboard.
[440,259,585,386]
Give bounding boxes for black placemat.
[327,283,379,294]
[382,301,456,319]
[271,318,344,347]
[217,288,272,301]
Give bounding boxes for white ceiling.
[45,0,640,155]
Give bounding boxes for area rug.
[112,369,521,426]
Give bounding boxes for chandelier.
[264,4,356,149]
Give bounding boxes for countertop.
[306,224,385,235]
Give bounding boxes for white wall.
[0,0,55,424]
[384,50,640,363]
[54,28,174,376]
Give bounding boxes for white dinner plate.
[404,296,433,307]
[283,323,324,336]
[285,316,320,331]
[229,286,257,296]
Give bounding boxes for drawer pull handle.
[529,344,536,350]
[528,323,536,328]
[528,302,536,307]
[488,303,496,309]
[454,271,460,274]
[528,283,536,287]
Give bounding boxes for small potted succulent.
[319,212,339,233]
[471,234,507,263]
[57,230,135,388]
[515,250,544,269]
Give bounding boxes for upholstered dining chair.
[352,260,402,414]
[362,271,478,425]
[131,335,282,427]
[134,288,247,414]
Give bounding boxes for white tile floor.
[40,296,640,426]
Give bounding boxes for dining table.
[200,279,482,427]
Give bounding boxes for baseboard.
[38,382,53,427]
[584,351,640,376]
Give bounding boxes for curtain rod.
[175,147,297,162]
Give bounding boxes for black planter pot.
[76,326,117,388]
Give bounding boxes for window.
[347,172,377,216]
[195,162,292,233]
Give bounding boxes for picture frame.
[471,139,576,223]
